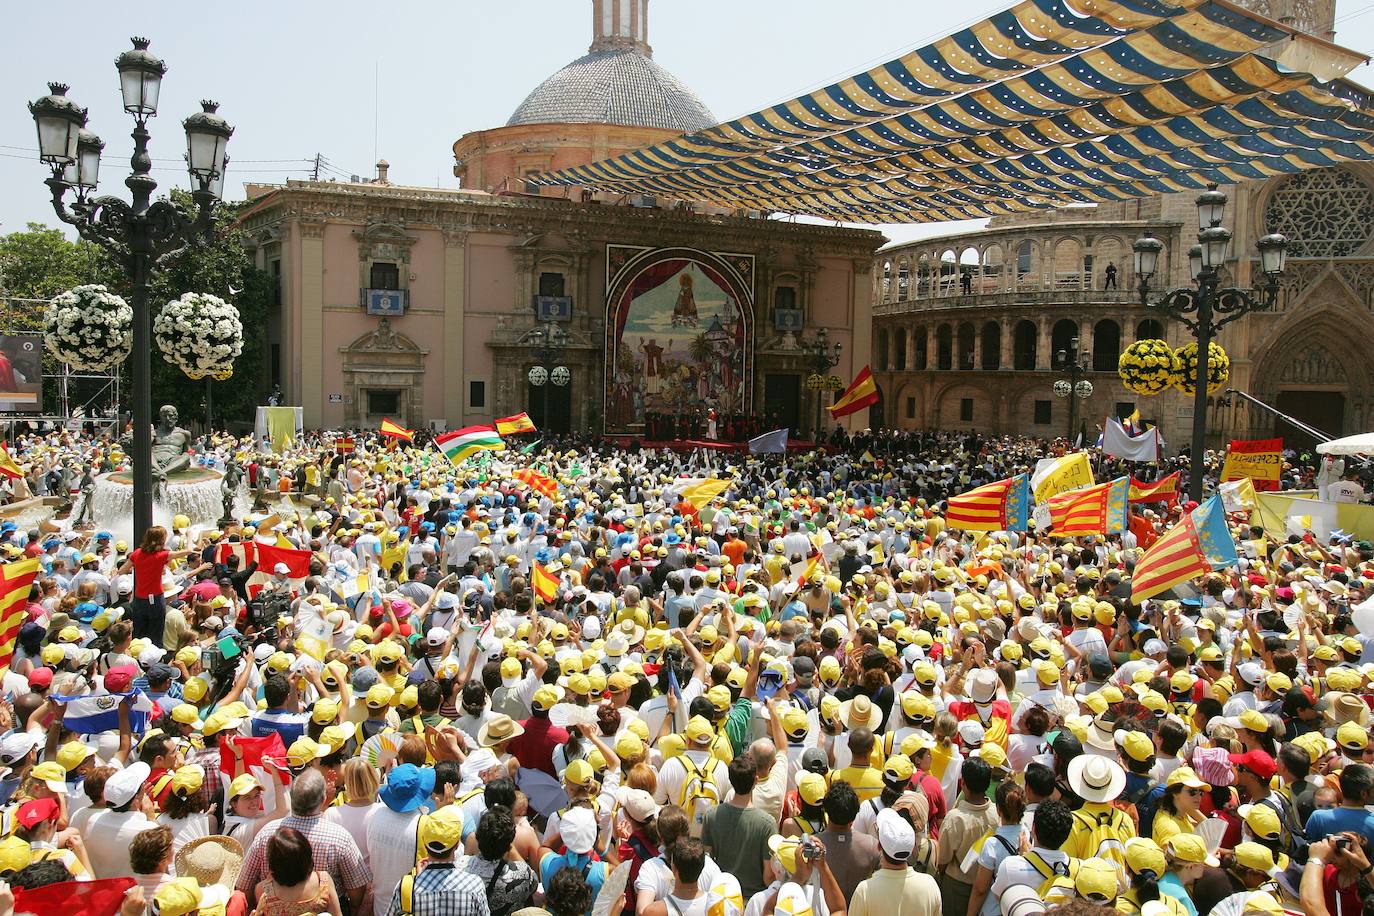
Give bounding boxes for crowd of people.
[0,425,1370,916]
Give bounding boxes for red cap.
[1229,749,1277,781]
[26,667,53,689]
[15,797,59,830]
[103,664,138,693]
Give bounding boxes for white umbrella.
[1316,432,1374,456]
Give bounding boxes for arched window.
[1014,320,1037,370]
[936,324,953,370]
[1092,320,1121,372]
[1017,241,1033,275]
[877,329,890,371]
[881,261,892,301]
[894,328,907,370]
[957,322,976,370]
[1051,320,1080,366]
[914,328,928,370]
[981,322,1001,370]
[897,262,910,300]
[1136,319,1164,341]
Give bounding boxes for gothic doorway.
[1275,390,1344,449]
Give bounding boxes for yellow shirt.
[832,765,884,802]
[1151,808,1201,847]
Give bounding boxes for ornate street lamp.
[526,322,570,432]
[1054,336,1091,444]
[802,327,843,437]
[1133,186,1286,503]
[28,38,231,540]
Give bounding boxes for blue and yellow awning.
[526,0,1373,223]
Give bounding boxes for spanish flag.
[496,412,538,436]
[827,366,878,419]
[1128,472,1179,504]
[378,418,414,443]
[532,563,560,604]
[0,444,21,481]
[1047,477,1130,537]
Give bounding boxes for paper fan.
[1196,816,1228,854]
[1204,891,1256,916]
[591,861,631,916]
[548,703,601,729]
[361,730,402,768]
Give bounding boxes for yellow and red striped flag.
[0,444,21,481]
[1131,497,1236,602]
[1047,477,1130,537]
[513,468,559,500]
[532,563,560,604]
[795,553,821,586]
[945,474,1031,532]
[0,558,42,673]
[827,366,879,419]
[496,412,538,436]
[378,418,414,442]
[1128,472,1179,504]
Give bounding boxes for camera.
[800,837,822,861]
[1335,837,1352,853]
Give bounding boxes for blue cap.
[74,602,102,622]
[94,532,112,541]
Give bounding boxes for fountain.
[79,405,249,540]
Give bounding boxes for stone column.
[1037,317,1052,370]
[299,220,326,428]
[1000,319,1014,369]
[442,229,468,426]
[905,324,917,370]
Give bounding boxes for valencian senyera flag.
[1132,496,1237,601]
[435,426,505,465]
[513,468,559,500]
[945,474,1031,532]
[1047,477,1129,537]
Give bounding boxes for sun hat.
[175,835,245,888]
[967,668,1000,703]
[1067,755,1127,803]
[839,694,882,730]
[1191,746,1235,786]
[379,764,436,813]
[477,714,525,747]
[1000,886,1047,916]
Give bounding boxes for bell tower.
[590,0,651,55]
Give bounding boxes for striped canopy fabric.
[526,0,1374,223]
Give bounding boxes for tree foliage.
[0,196,271,426]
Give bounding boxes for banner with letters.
[1221,438,1283,491]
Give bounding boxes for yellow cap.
[228,773,263,799]
[0,836,31,873]
[780,706,810,738]
[170,764,205,797]
[706,685,732,713]
[366,684,395,708]
[154,878,204,916]
[287,737,328,768]
[422,804,465,853]
[176,646,200,667]
[171,704,203,729]
[56,740,97,772]
[399,685,419,708]
[1123,837,1168,877]
[182,677,208,703]
[1237,708,1270,733]
[1074,857,1120,899]
[318,724,351,755]
[685,715,714,746]
[1238,803,1282,841]
[532,684,564,711]
[797,771,827,806]
[31,761,67,791]
[564,759,595,787]
[884,754,915,783]
[1119,731,1154,764]
[1163,833,1218,866]
[1335,720,1369,751]
[1166,767,1208,790]
[566,673,592,697]
[767,835,803,876]
[1233,842,1282,876]
[615,732,645,761]
[311,698,340,725]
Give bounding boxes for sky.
[3,0,1374,251]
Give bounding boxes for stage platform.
[600,435,823,453]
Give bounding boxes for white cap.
[103,761,151,807]
[273,562,291,575]
[561,806,598,854]
[253,644,275,663]
[876,808,915,860]
[0,732,39,764]
[958,719,986,746]
[1143,639,1168,656]
[435,592,458,610]
[1237,662,1265,687]
[138,646,167,667]
[426,628,448,648]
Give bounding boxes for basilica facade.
[238,0,880,436]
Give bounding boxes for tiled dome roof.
[507,47,716,133]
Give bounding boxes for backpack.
[1069,806,1131,869]
[678,755,722,835]
[1023,850,1080,902]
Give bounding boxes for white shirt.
[653,751,728,817]
[84,809,159,878]
[635,854,723,902]
[325,802,378,868]
[991,848,1072,897]
[367,805,421,916]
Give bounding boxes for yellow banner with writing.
[1032,452,1095,503]
[1221,438,1283,491]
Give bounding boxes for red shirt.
[507,716,569,777]
[130,548,170,599]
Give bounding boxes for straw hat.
[174,835,244,889]
[478,714,525,748]
[838,695,882,730]
[1328,692,1371,728]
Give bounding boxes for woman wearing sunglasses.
[1151,767,1210,847]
